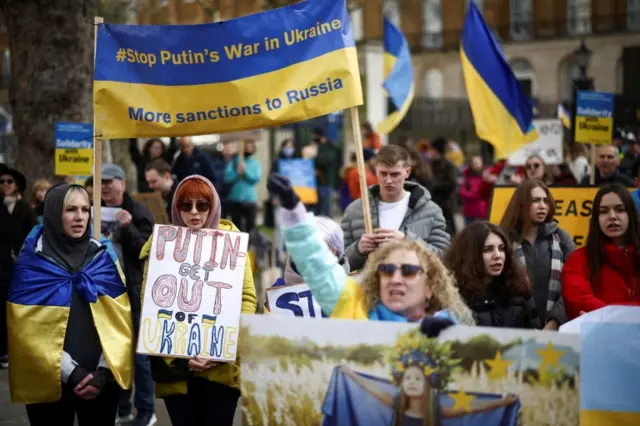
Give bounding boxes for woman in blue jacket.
[224,139,261,233]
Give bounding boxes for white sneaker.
[133,413,157,426]
[115,413,135,424]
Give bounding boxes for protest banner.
[266,283,326,318]
[91,206,121,240]
[93,0,362,138]
[54,122,93,176]
[137,224,249,361]
[489,186,634,247]
[278,159,318,205]
[239,314,580,426]
[508,119,563,166]
[574,91,614,145]
[580,306,640,426]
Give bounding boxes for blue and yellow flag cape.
[460,1,538,159]
[376,17,414,135]
[7,227,133,404]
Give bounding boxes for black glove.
[87,367,114,393]
[267,173,300,210]
[420,316,454,338]
[67,365,92,389]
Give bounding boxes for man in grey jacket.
[341,144,450,271]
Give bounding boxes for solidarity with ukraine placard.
[94,0,363,138]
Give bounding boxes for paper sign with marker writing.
[137,224,248,361]
[508,119,563,165]
[266,283,327,318]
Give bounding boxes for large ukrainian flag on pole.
[460,1,537,159]
[94,0,362,138]
[376,17,414,135]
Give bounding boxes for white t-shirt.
[378,192,410,230]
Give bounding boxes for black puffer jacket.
[470,296,539,329]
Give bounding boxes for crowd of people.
[0,126,639,426]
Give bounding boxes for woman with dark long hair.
[562,183,640,319]
[444,222,540,328]
[500,180,575,330]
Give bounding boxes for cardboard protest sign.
[93,0,362,138]
[239,314,580,425]
[508,119,563,165]
[137,224,248,361]
[266,283,326,318]
[54,122,93,176]
[132,192,169,225]
[574,91,614,145]
[489,186,634,247]
[278,159,318,205]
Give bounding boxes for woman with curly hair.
[267,173,475,326]
[443,222,540,328]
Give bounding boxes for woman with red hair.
[139,175,257,426]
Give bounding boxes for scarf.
[514,232,563,317]
[367,303,457,323]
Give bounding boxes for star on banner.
[485,350,512,380]
[450,386,475,412]
[536,341,564,370]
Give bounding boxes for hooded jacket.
[510,221,575,325]
[459,167,488,219]
[562,243,640,319]
[139,175,257,397]
[7,185,133,403]
[341,182,450,271]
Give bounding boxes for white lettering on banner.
[508,119,564,166]
[136,224,248,361]
[266,283,326,318]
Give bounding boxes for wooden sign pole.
[589,144,596,185]
[349,107,373,234]
[93,16,104,240]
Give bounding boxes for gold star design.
[450,386,475,412]
[485,351,512,380]
[536,341,564,370]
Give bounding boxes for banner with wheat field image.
[239,315,580,426]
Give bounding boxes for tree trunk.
[3,0,96,191]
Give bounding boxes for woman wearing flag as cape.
[6,183,133,426]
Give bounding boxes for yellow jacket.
[140,219,257,397]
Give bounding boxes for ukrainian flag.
[581,318,640,425]
[157,309,173,320]
[376,17,414,135]
[460,1,538,159]
[557,104,571,129]
[202,315,217,325]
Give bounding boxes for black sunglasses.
[526,163,541,170]
[178,200,211,213]
[0,179,14,184]
[377,264,424,278]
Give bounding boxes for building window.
[567,0,591,35]
[510,59,535,98]
[349,7,363,42]
[563,61,582,102]
[422,0,442,48]
[424,69,444,100]
[383,0,401,29]
[629,0,640,30]
[510,0,532,40]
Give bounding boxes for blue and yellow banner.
[460,1,538,159]
[94,0,362,138]
[581,318,640,425]
[278,159,318,204]
[376,17,414,135]
[54,122,93,177]
[574,91,614,145]
[557,104,571,129]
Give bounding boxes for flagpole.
[349,107,373,234]
[93,16,104,240]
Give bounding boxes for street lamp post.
[570,39,594,139]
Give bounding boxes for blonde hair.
[360,239,475,325]
[62,186,90,210]
[32,179,52,197]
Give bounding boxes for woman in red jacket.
[562,183,640,319]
